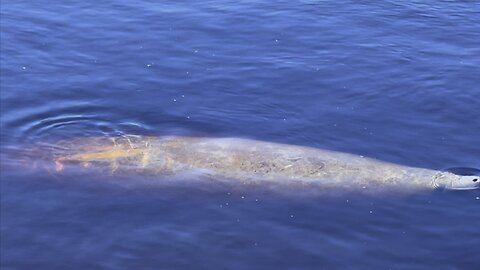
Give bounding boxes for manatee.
[51,135,479,191]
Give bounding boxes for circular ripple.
[2,101,153,146]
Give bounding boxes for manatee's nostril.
[473,178,478,182]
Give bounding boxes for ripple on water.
[1,99,154,146]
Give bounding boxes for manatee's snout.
[447,175,480,190]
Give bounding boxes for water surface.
[1,0,479,269]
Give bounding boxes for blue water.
[1,0,479,269]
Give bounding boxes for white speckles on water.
[22,66,26,70]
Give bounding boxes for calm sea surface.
[1,1,479,269]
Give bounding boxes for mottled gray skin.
[56,136,479,191]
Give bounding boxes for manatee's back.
[147,137,434,189]
[22,135,437,190]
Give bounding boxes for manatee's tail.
[0,142,62,174]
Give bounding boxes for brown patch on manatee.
[53,136,150,173]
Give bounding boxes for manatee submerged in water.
[52,135,479,191]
